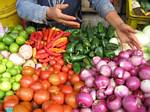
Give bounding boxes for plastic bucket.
[0,0,20,27]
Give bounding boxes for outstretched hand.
[115,23,142,50]
[46,4,80,28]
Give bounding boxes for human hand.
[115,23,141,50]
[47,4,80,28]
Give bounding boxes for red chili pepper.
[39,58,50,63]
[52,31,64,41]
[36,53,49,59]
[44,47,61,56]
[63,32,71,37]
[49,48,66,53]
[37,49,46,54]
[55,40,68,47]
[47,28,56,44]
[59,45,67,49]
[51,37,68,48]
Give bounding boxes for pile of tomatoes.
[2,56,84,112]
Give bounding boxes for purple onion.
[105,86,114,95]
[80,108,92,112]
[113,67,125,78]
[108,61,117,71]
[119,51,130,59]
[76,92,93,107]
[139,65,150,80]
[136,105,146,112]
[114,85,129,97]
[123,71,131,80]
[115,78,125,85]
[141,80,150,93]
[130,68,138,76]
[80,86,91,93]
[85,76,95,88]
[92,100,108,112]
[144,93,150,98]
[126,76,141,91]
[90,89,96,101]
[126,49,133,55]
[99,65,111,77]
[122,95,142,112]
[130,55,142,66]
[119,59,133,71]
[133,50,143,56]
[80,69,92,81]
[93,56,101,65]
[103,58,110,63]
[144,98,150,106]
[96,89,106,100]
[89,67,97,76]
[96,60,107,71]
[106,95,121,110]
[113,56,119,62]
[133,90,144,101]
[112,108,125,112]
[95,76,109,89]
[72,109,80,112]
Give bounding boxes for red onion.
[130,55,142,66]
[106,95,121,110]
[144,98,150,106]
[99,65,111,77]
[80,69,92,81]
[103,58,110,63]
[115,78,125,85]
[126,76,141,91]
[130,68,138,76]
[113,67,125,79]
[80,86,91,93]
[85,76,95,88]
[89,67,97,76]
[126,49,133,55]
[108,61,117,71]
[80,108,92,112]
[133,90,144,101]
[140,80,150,93]
[96,90,106,100]
[139,65,150,80]
[76,92,93,107]
[113,56,119,62]
[96,60,107,71]
[92,100,108,112]
[119,51,130,59]
[95,76,109,89]
[105,86,114,95]
[122,95,142,111]
[114,85,129,97]
[144,93,150,98]
[123,71,131,80]
[112,108,125,112]
[72,109,80,112]
[90,89,96,101]
[119,59,133,71]
[136,105,146,112]
[93,56,101,65]
[133,50,143,56]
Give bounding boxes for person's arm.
[90,0,141,49]
[16,0,49,23]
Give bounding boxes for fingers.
[56,4,69,10]
[126,25,136,33]
[59,13,76,21]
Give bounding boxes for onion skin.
[85,76,95,88]
[96,90,106,100]
[126,76,141,91]
[76,92,93,108]
[114,85,129,97]
[112,108,125,112]
[96,60,107,71]
[119,51,130,59]
[140,80,150,93]
[119,59,133,71]
[106,95,121,110]
[80,108,92,112]
[95,76,109,89]
[92,100,107,112]
[130,55,142,66]
[113,67,125,79]
[139,65,150,80]
[80,69,92,81]
[144,98,150,106]
[80,86,91,93]
[90,89,96,101]
[72,109,80,112]
[108,61,117,71]
[99,65,111,77]
[93,56,101,65]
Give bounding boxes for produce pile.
[0,23,149,112]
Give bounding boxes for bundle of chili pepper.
[26,27,71,64]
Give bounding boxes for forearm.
[16,0,49,23]
[105,11,124,29]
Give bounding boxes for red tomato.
[42,101,53,110]
[34,90,50,105]
[31,101,40,109]
[20,75,33,88]
[40,70,50,80]
[3,100,18,110]
[32,74,39,82]
[4,95,19,103]
[70,74,80,85]
[51,92,64,104]
[61,85,73,94]
[16,88,33,101]
[30,81,43,91]
[57,59,64,66]
[45,104,63,112]
[49,73,60,86]
[74,81,84,92]
[53,64,61,71]
[48,67,54,73]
[58,72,68,84]
[22,66,35,76]
[66,64,73,69]
[35,68,41,76]
[65,92,77,108]
[61,65,69,73]
[33,109,44,112]
[49,86,60,94]
[41,80,51,90]
[50,60,56,66]
[20,102,32,111]
[63,105,72,112]
[68,70,74,75]
[13,104,30,112]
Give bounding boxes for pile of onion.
[74,49,150,112]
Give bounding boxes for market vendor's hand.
[47,4,80,28]
[116,23,142,50]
